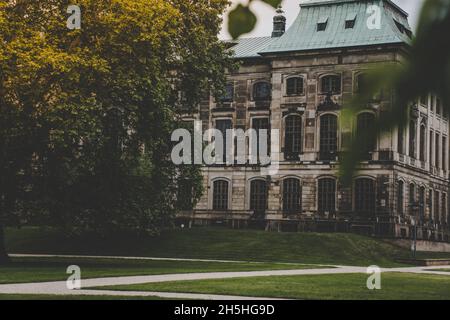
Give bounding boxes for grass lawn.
[0,256,317,284]
[5,226,440,267]
[98,272,450,300]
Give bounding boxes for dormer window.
[253,82,271,101]
[345,13,357,29]
[317,16,328,31]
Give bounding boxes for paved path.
[2,254,450,300]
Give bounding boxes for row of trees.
[0,0,232,263]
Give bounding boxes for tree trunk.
[0,223,10,265]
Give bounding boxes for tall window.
[283,178,302,213]
[443,136,447,171]
[420,125,426,162]
[284,115,302,159]
[213,180,229,211]
[318,178,336,215]
[429,189,434,220]
[253,82,271,101]
[398,125,404,154]
[435,133,440,168]
[430,130,434,166]
[216,119,232,163]
[409,120,416,158]
[434,190,440,222]
[443,193,448,223]
[354,178,376,215]
[321,75,341,94]
[419,186,426,219]
[357,113,376,160]
[320,114,338,161]
[252,118,270,161]
[250,180,267,213]
[409,183,416,208]
[286,77,304,96]
[356,73,367,93]
[397,181,404,216]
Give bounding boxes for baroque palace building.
[179,0,450,241]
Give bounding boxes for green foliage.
[0,0,232,237]
[227,0,282,39]
[340,0,450,184]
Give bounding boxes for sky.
[219,0,425,39]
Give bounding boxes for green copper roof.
[228,37,276,59]
[228,0,412,58]
[260,0,412,55]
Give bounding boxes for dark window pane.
[357,113,376,160]
[320,114,338,160]
[283,178,301,213]
[321,75,341,94]
[253,118,270,161]
[213,180,229,211]
[397,181,404,216]
[318,178,336,214]
[286,77,304,96]
[284,115,302,158]
[220,83,234,103]
[250,180,267,213]
[215,119,232,163]
[409,120,417,158]
[354,178,375,215]
[253,82,271,101]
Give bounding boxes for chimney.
[272,5,286,38]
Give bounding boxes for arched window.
[321,75,341,94]
[357,113,376,160]
[354,178,375,215]
[250,180,267,213]
[318,178,336,215]
[320,114,338,161]
[286,77,304,96]
[213,180,229,211]
[253,82,271,101]
[409,120,417,158]
[283,178,302,213]
[284,115,302,159]
[397,181,404,216]
[420,125,426,162]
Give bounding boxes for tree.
[0,0,232,264]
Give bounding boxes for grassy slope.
[101,273,450,300]
[0,257,316,284]
[5,226,450,266]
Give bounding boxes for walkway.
[1,254,450,300]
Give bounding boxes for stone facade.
[178,0,450,241]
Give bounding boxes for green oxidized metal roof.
[229,0,412,58]
[227,37,277,59]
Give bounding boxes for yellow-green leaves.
[227,0,282,39]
